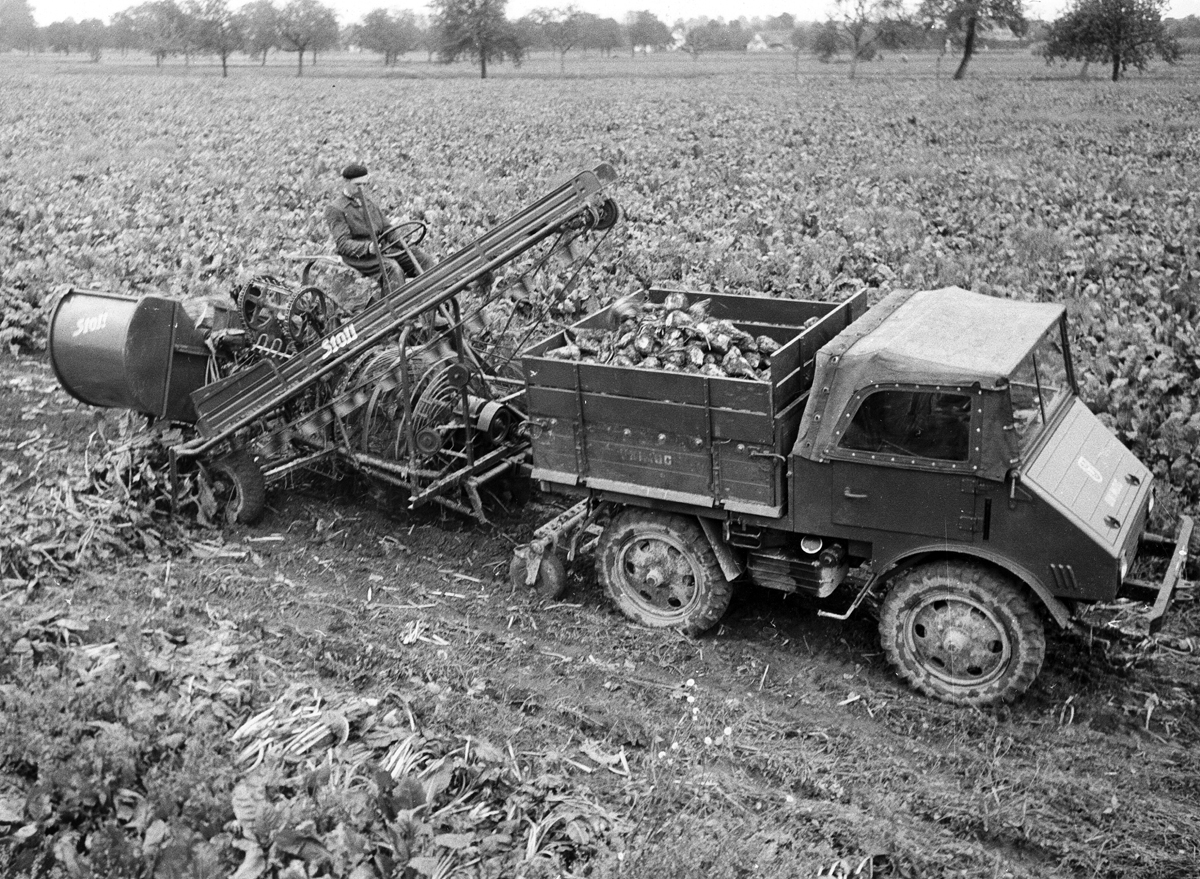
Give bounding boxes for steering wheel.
[378,220,427,258]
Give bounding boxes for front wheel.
[597,509,731,636]
[878,561,1045,706]
[509,549,567,601]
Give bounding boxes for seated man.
[325,163,425,301]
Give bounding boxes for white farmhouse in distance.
[747,30,793,52]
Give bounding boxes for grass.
[2,47,1199,878]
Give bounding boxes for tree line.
[0,0,1192,81]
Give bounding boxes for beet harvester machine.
[49,164,620,523]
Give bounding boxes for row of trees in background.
[0,0,1192,80]
[817,0,1186,81]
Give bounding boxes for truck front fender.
[874,545,1073,629]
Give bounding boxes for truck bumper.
[1118,515,1193,633]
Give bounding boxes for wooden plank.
[578,362,706,404]
[530,423,579,476]
[773,391,810,450]
[711,408,774,443]
[585,477,716,509]
[524,385,579,419]
[708,376,772,413]
[584,432,712,497]
[716,445,776,506]
[522,331,568,356]
[522,358,578,390]
[581,394,708,434]
[775,360,815,409]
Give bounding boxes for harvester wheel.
[286,286,331,348]
[878,561,1045,707]
[211,450,267,525]
[593,197,619,231]
[597,509,731,636]
[509,549,567,601]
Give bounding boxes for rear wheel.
[597,509,731,636]
[879,561,1045,706]
[209,450,267,525]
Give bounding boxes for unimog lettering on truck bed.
[519,286,1193,706]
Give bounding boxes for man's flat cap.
[341,163,369,180]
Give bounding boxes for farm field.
[2,50,1200,878]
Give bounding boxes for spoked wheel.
[878,561,1045,706]
[509,549,568,601]
[206,450,267,525]
[286,286,331,348]
[597,508,731,636]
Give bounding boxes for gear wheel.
[236,275,291,348]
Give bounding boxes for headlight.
[1120,556,1129,581]
[1148,490,1155,516]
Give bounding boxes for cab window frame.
[828,385,980,473]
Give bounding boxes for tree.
[812,18,840,61]
[582,15,623,55]
[109,10,139,55]
[1041,0,1181,81]
[355,9,422,64]
[130,1,186,66]
[76,17,106,60]
[44,19,76,54]
[278,0,337,75]
[834,0,907,77]
[241,0,279,64]
[527,6,583,71]
[920,0,1026,79]
[431,0,523,80]
[0,0,38,52]
[684,19,752,55]
[626,10,670,55]
[188,0,244,76]
[308,8,339,65]
[769,12,796,32]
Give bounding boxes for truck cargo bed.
[522,289,866,518]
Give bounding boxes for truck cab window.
[1010,326,1071,452]
[840,390,971,462]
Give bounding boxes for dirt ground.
[3,353,1199,879]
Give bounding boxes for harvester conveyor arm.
[178,163,617,456]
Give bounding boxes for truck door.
[826,388,981,541]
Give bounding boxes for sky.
[27,0,1200,28]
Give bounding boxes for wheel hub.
[906,595,1011,686]
[620,536,697,612]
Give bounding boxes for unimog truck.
[518,285,1193,706]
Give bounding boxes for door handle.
[843,488,868,500]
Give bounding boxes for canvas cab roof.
[794,287,1067,470]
